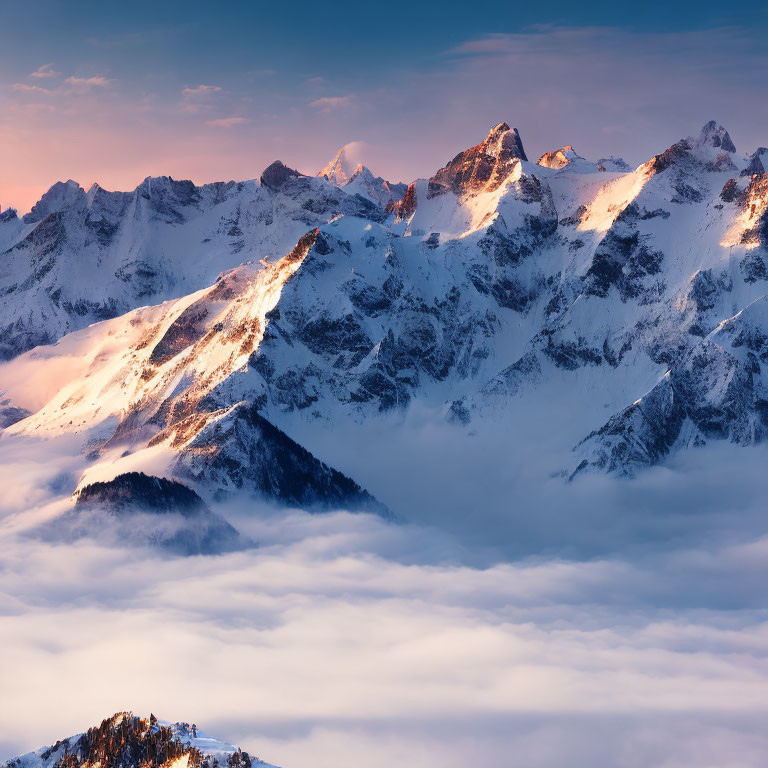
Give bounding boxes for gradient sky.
[3,0,768,212]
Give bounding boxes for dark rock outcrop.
[65,472,245,554]
[260,161,304,190]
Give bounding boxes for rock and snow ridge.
[317,143,407,208]
[3,712,279,768]
[0,167,386,360]
[4,119,768,525]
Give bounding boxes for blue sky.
[4,0,767,77]
[2,0,768,210]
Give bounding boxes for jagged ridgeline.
[3,118,768,528]
[3,713,277,768]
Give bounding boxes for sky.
[3,0,768,212]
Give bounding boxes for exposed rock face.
[259,160,304,190]
[3,713,278,768]
[245,188,557,420]
[575,296,768,476]
[174,402,390,514]
[0,401,30,429]
[392,183,418,219]
[538,145,580,170]
[698,120,737,153]
[742,148,768,177]
[429,122,528,195]
[597,157,631,172]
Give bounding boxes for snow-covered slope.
[0,166,383,359]
[3,713,279,768]
[317,144,406,208]
[3,119,768,521]
[0,228,386,518]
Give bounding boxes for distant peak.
[597,156,631,173]
[23,179,86,223]
[318,141,369,186]
[538,145,581,170]
[260,160,304,190]
[742,147,768,177]
[348,163,375,183]
[697,121,736,153]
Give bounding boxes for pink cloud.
[64,76,113,88]
[309,96,352,112]
[29,64,61,79]
[206,116,249,128]
[11,83,53,94]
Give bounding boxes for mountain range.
[2,119,768,546]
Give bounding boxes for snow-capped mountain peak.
[428,121,528,196]
[318,141,368,185]
[536,144,602,173]
[24,179,86,223]
[696,120,737,153]
[347,163,375,183]
[3,712,280,768]
[317,145,407,207]
[538,144,581,169]
[485,122,527,161]
[259,160,305,190]
[596,156,631,172]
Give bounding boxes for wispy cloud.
[309,95,352,112]
[182,84,222,97]
[11,83,53,94]
[64,76,113,89]
[206,116,249,128]
[29,63,60,79]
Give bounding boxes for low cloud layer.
[2,413,768,766]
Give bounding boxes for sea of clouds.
[2,406,768,768]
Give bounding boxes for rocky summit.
[3,713,278,768]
